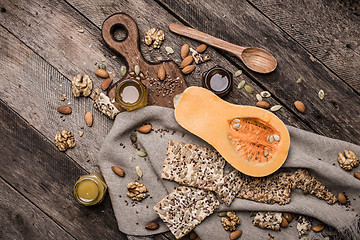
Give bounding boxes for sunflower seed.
[136,166,143,178]
[273,134,280,141]
[233,123,240,129]
[269,135,274,143]
[260,91,271,98]
[120,66,127,77]
[135,65,140,75]
[234,70,242,77]
[234,118,240,123]
[256,94,263,101]
[270,105,282,112]
[137,151,147,157]
[218,212,227,217]
[296,76,303,83]
[130,132,137,143]
[165,46,174,54]
[318,89,325,100]
[263,150,269,157]
[237,80,246,89]
[244,85,254,94]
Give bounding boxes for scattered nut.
[111,166,125,177]
[60,94,66,101]
[145,222,159,230]
[145,28,164,48]
[78,131,84,137]
[158,65,166,81]
[54,130,75,151]
[337,193,347,204]
[196,44,207,53]
[253,212,282,231]
[98,63,106,70]
[354,172,360,180]
[190,48,211,64]
[101,77,113,90]
[95,68,109,78]
[137,124,152,134]
[84,112,93,127]
[126,181,148,201]
[180,55,194,68]
[93,89,120,119]
[189,231,198,240]
[57,105,72,115]
[256,101,270,109]
[312,224,325,232]
[338,150,359,170]
[294,100,306,113]
[181,44,190,59]
[282,213,292,223]
[182,65,195,74]
[229,230,242,240]
[297,216,311,236]
[72,74,93,97]
[281,216,288,228]
[221,211,241,231]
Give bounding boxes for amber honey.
[202,66,232,97]
[73,173,107,206]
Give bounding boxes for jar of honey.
[202,66,233,97]
[115,72,148,111]
[73,173,107,206]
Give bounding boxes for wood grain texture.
[249,0,360,92]
[0,179,74,240]
[0,99,127,240]
[157,0,360,144]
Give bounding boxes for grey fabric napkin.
[98,106,360,239]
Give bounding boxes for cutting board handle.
[102,13,145,71]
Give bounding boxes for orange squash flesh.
[174,86,290,177]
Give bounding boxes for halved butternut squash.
[174,86,290,177]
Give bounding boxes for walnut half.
[338,150,359,171]
[54,130,75,151]
[126,181,148,201]
[144,28,165,49]
[72,74,93,97]
[221,211,241,231]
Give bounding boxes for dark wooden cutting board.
[102,13,188,111]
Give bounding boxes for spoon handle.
[169,23,245,54]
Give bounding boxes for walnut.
[71,74,93,97]
[144,28,164,48]
[54,130,75,151]
[252,212,282,231]
[297,216,311,236]
[221,211,241,231]
[126,181,148,201]
[190,48,211,64]
[93,89,120,119]
[338,150,359,170]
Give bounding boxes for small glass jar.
[115,76,148,111]
[202,65,233,97]
[73,173,107,206]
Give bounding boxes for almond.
[256,101,270,109]
[196,44,207,53]
[57,105,72,115]
[354,172,360,180]
[337,193,347,204]
[189,231,198,240]
[84,111,93,127]
[145,222,159,230]
[281,216,288,228]
[137,124,152,134]
[294,100,306,113]
[95,68,109,78]
[180,55,194,68]
[282,212,292,223]
[101,77,113,90]
[181,44,190,59]
[111,166,125,177]
[158,65,166,81]
[229,230,242,240]
[182,65,195,75]
[312,224,325,232]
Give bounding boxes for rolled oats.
[54,130,75,151]
[93,89,120,119]
[252,212,282,231]
[126,181,148,201]
[71,74,93,97]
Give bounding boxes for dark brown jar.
[202,66,232,97]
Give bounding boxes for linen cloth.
[98,106,360,239]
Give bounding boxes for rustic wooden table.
[1,0,359,239]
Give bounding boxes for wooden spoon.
[169,23,277,74]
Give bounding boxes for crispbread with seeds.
[161,141,225,191]
[153,186,219,239]
[216,170,244,205]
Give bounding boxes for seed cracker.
[161,140,225,191]
[153,186,219,239]
[216,170,244,205]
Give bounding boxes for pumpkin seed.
[318,89,325,100]
[165,46,174,54]
[137,150,147,157]
[250,212,257,217]
[218,212,227,217]
[130,132,137,143]
[135,65,140,75]
[244,85,254,94]
[233,123,240,129]
[237,80,246,89]
[98,63,106,70]
[234,118,240,123]
[135,166,143,178]
[77,29,84,33]
[269,135,274,143]
[256,94,262,101]
[260,91,271,98]
[270,105,282,112]
[273,134,280,141]
[296,76,303,83]
[263,150,269,157]
[234,70,242,77]
[120,66,127,77]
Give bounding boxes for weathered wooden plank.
[156,0,360,144]
[248,0,360,92]
[0,178,75,240]
[0,99,127,240]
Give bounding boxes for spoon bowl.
[169,23,277,74]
